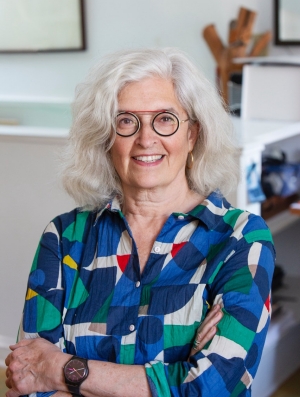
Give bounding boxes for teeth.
[134,155,163,163]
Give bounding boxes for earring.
[186,151,194,169]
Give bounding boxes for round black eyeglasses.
[115,111,189,137]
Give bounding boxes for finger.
[198,310,223,337]
[193,325,217,350]
[204,304,220,321]
[5,377,12,389]
[5,354,11,366]
[6,390,20,397]
[9,339,31,350]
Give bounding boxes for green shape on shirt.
[223,208,244,228]
[208,261,224,284]
[140,276,159,306]
[244,229,273,244]
[120,343,135,365]
[91,291,113,323]
[207,241,227,263]
[166,361,189,387]
[224,266,252,295]
[189,204,205,217]
[145,362,171,397]
[68,276,89,309]
[62,211,90,242]
[217,310,255,352]
[164,323,199,350]
[37,295,61,332]
[230,380,246,397]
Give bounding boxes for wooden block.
[249,31,272,57]
[235,7,257,45]
[228,19,238,44]
[202,24,224,65]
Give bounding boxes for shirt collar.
[94,191,230,229]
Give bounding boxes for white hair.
[61,47,240,210]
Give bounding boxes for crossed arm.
[5,305,222,397]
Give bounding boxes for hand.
[5,338,69,396]
[188,304,223,359]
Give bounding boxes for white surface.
[0,95,72,104]
[232,117,300,149]
[0,137,75,339]
[0,125,68,138]
[234,55,300,65]
[241,65,300,121]
[253,276,300,397]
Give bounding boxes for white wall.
[1,0,296,100]
[1,0,300,364]
[0,137,74,364]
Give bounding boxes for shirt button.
[135,281,141,288]
[178,215,185,220]
[129,324,135,332]
[154,246,161,253]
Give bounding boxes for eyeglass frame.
[115,110,190,137]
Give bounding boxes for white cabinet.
[231,59,300,396]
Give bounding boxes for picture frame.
[275,0,300,45]
[0,0,86,53]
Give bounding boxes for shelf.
[261,194,299,220]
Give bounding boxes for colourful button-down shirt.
[20,192,275,397]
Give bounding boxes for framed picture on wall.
[275,0,300,45]
[0,0,86,53]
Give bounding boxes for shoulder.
[202,193,273,243]
[44,207,97,243]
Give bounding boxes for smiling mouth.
[133,155,163,163]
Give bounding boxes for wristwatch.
[63,355,89,396]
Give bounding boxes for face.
[110,76,198,194]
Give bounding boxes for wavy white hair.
[61,47,240,210]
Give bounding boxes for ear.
[187,122,199,151]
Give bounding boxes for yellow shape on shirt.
[26,288,38,300]
[63,255,78,270]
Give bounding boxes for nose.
[134,118,158,147]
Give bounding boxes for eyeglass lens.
[116,112,179,137]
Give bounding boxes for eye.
[155,113,177,124]
[118,117,134,125]
[116,113,137,128]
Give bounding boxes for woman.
[5,48,275,397]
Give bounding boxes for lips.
[132,155,163,163]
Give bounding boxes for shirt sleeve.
[18,220,65,397]
[145,215,275,397]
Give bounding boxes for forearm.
[24,349,151,397]
[80,360,151,397]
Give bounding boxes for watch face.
[64,358,88,383]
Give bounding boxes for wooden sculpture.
[203,7,272,105]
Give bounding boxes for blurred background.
[0,1,300,396]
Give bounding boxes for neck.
[121,181,203,220]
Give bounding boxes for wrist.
[63,355,89,396]
[49,351,73,392]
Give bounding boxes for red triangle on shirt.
[117,254,130,272]
[264,294,271,312]
[171,242,186,258]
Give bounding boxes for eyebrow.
[117,108,179,115]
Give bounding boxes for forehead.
[117,76,184,113]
